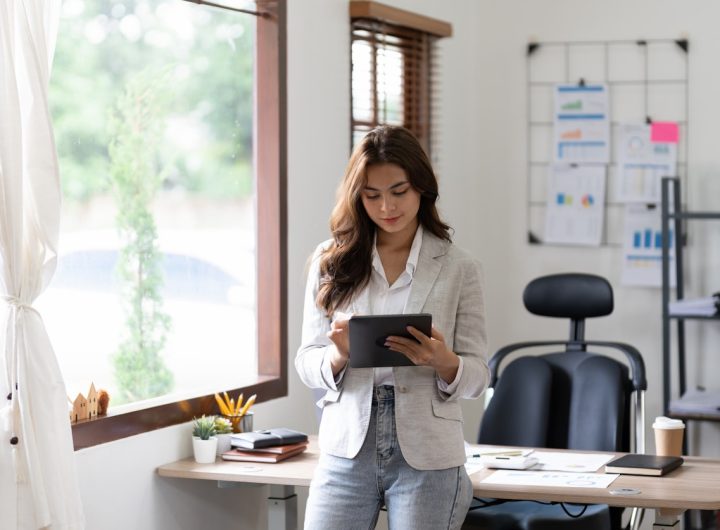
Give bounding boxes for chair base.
[462,500,611,530]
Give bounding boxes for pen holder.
[224,411,253,433]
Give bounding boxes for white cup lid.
[652,416,685,429]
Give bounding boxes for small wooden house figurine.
[87,383,98,419]
[69,382,105,423]
[71,393,88,423]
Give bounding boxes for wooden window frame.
[349,1,452,38]
[71,0,287,450]
[349,1,450,155]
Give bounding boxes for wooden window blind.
[350,3,450,158]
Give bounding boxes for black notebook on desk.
[605,454,683,476]
[230,428,308,449]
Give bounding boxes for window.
[349,1,451,155]
[42,0,286,448]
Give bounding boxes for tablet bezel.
[348,313,432,368]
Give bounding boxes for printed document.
[544,164,606,246]
[532,451,615,472]
[616,123,678,203]
[621,204,676,287]
[482,470,619,489]
[553,84,610,163]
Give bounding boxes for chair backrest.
[478,273,641,454]
[478,351,629,451]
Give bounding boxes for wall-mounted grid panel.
[526,39,689,246]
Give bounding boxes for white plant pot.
[216,433,232,456]
[192,436,218,464]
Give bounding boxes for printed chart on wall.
[544,164,606,246]
[617,122,678,203]
[621,204,675,287]
[553,84,610,164]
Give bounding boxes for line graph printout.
[553,84,610,164]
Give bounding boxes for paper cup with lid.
[653,416,685,456]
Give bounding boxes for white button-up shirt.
[322,225,463,391]
[369,224,423,386]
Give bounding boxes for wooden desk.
[157,437,720,530]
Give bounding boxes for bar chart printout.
[544,164,606,246]
[621,204,676,287]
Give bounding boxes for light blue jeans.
[304,385,472,530]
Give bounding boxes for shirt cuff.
[321,347,346,390]
[437,356,464,395]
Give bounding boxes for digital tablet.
[348,313,432,368]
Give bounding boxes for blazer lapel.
[405,231,447,314]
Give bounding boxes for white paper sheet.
[464,445,535,476]
[532,451,616,473]
[465,461,486,476]
[465,445,614,475]
[553,84,610,163]
[544,164,606,246]
[621,204,676,287]
[482,470,619,489]
[616,123,677,203]
[465,445,535,459]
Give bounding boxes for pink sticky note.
[651,122,679,143]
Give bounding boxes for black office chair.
[463,273,647,530]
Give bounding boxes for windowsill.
[71,373,284,450]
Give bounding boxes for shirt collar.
[406,224,423,276]
[371,224,424,278]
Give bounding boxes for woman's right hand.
[327,317,350,375]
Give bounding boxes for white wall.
[470,0,720,457]
[74,1,720,528]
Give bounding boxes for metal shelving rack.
[660,177,720,421]
[661,176,720,530]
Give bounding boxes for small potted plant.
[214,416,233,455]
[192,415,217,463]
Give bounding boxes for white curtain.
[0,0,85,528]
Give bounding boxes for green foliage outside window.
[48,0,256,403]
[50,0,254,203]
[109,70,173,403]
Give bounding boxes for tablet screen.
[348,313,432,368]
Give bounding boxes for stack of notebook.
[222,428,309,463]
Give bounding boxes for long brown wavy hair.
[316,125,451,316]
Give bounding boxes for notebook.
[233,441,308,454]
[604,454,683,476]
[230,428,308,449]
[222,444,307,463]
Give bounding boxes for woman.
[296,125,489,529]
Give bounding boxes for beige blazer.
[295,230,489,470]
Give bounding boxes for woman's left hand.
[385,326,459,384]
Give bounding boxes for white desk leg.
[268,485,298,530]
[653,509,683,528]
